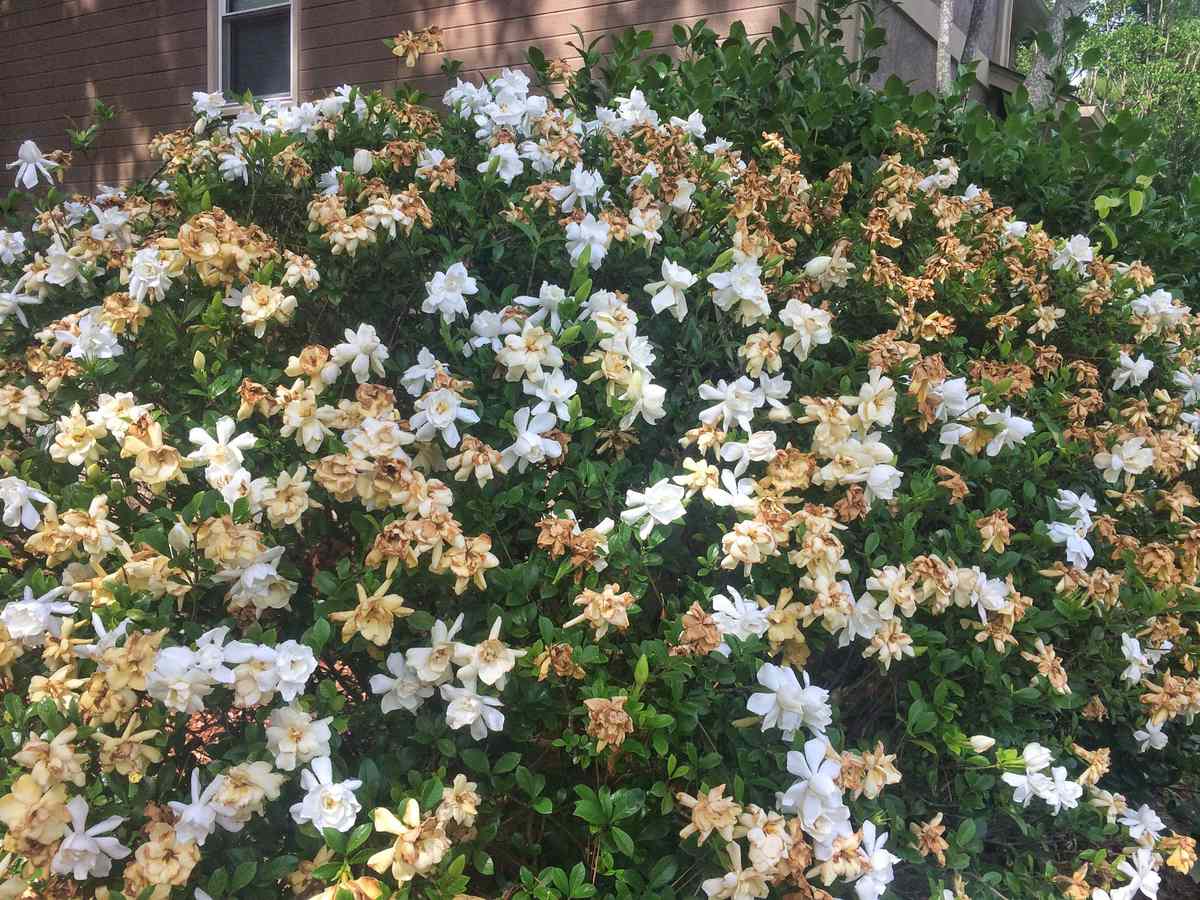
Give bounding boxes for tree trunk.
[961,0,995,69]
[1027,0,1086,109]
[936,0,955,94]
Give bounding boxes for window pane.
[227,11,290,97]
[228,0,288,11]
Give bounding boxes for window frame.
[207,0,299,108]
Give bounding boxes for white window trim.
[206,0,300,112]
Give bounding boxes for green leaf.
[230,860,257,891]
[610,825,635,857]
[346,822,373,853]
[461,748,490,774]
[1127,188,1144,217]
[494,751,521,774]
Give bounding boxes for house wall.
[0,0,208,193]
[300,0,793,98]
[0,0,1015,195]
[1,0,790,195]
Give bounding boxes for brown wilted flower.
[976,508,1013,553]
[1082,695,1108,721]
[583,696,634,753]
[534,643,584,681]
[563,583,635,638]
[1161,833,1198,874]
[671,602,722,657]
[910,813,948,866]
[935,466,969,504]
[1020,639,1070,694]
[676,784,740,844]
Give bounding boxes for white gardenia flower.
[1121,633,1153,683]
[406,614,465,685]
[453,618,526,689]
[467,309,520,356]
[515,281,567,332]
[411,387,479,448]
[982,407,1034,456]
[1047,520,1095,570]
[129,245,174,303]
[219,152,249,184]
[0,288,40,328]
[1001,770,1051,806]
[778,737,844,823]
[1120,803,1166,844]
[192,90,225,118]
[51,796,130,880]
[1115,847,1161,900]
[746,663,832,740]
[422,262,478,323]
[564,213,611,269]
[497,322,564,383]
[1035,766,1083,814]
[711,587,772,654]
[194,626,237,684]
[8,140,58,190]
[331,323,390,383]
[147,646,216,714]
[719,430,777,477]
[707,257,770,325]
[266,703,333,771]
[1094,437,1155,483]
[0,476,49,529]
[273,640,318,702]
[1021,742,1053,773]
[1113,352,1154,390]
[290,756,363,833]
[550,164,605,212]
[1173,368,1200,405]
[188,416,257,478]
[318,166,343,195]
[778,299,833,360]
[57,313,123,360]
[441,680,506,740]
[645,258,698,321]
[1055,489,1097,526]
[0,229,27,264]
[499,406,560,472]
[669,109,707,139]
[1051,234,1094,274]
[1,585,73,646]
[855,820,900,900]
[478,142,524,185]
[1133,720,1168,754]
[699,377,764,432]
[621,478,687,539]
[524,368,577,422]
[168,770,220,846]
[370,651,436,713]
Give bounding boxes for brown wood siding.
[301,0,792,98]
[0,0,207,194]
[1,0,790,194]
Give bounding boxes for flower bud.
[168,520,192,553]
[193,350,206,371]
[352,148,373,175]
[967,735,996,753]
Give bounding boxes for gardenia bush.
[0,23,1198,900]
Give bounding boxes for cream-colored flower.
[331,579,414,646]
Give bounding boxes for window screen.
[222,1,291,98]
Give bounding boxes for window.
[210,0,296,101]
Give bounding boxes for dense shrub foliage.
[0,13,1198,900]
